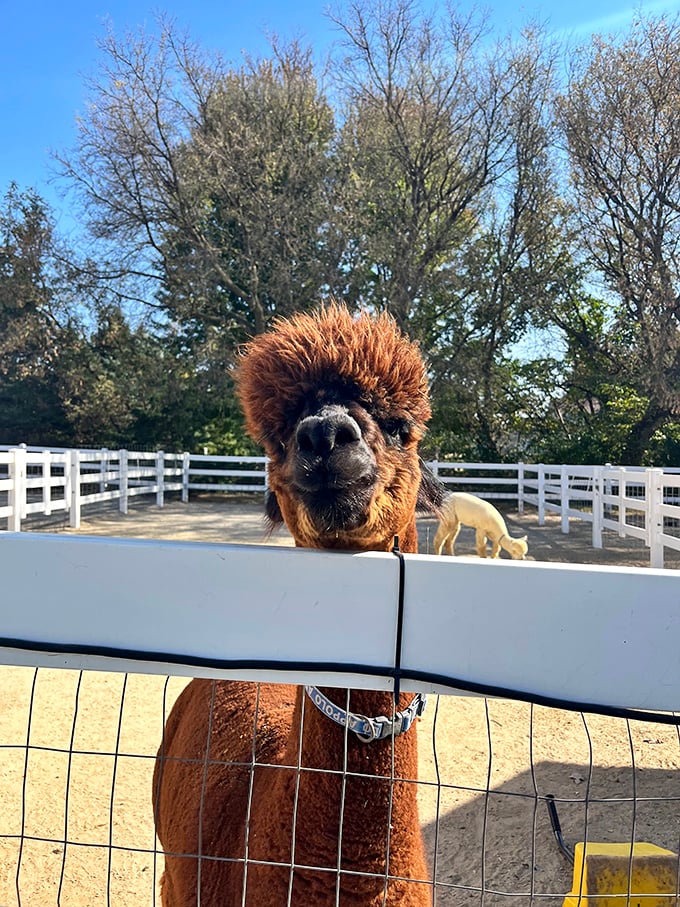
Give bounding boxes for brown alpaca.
[153,305,445,906]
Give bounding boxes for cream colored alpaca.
[433,492,528,559]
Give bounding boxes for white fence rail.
[3,446,680,566]
[2,532,680,713]
[427,460,521,499]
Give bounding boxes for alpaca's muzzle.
[293,405,377,493]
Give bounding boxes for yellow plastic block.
[563,842,679,907]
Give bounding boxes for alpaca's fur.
[434,492,528,559]
[153,305,445,906]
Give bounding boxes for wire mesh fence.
[2,664,679,906]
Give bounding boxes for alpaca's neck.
[296,514,420,554]
[379,512,419,554]
[244,525,428,902]
[290,687,425,890]
[246,686,429,905]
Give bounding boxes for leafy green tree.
[329,1,501,327]
[0,184,74,444]
[55,306,197,449]
[389,22,567,460]
[0,184,218,451]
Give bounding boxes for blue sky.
[3,0,680,230]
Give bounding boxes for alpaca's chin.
[297,485,375,535]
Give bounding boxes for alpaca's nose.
[295,407,362,456]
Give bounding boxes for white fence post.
[20,447,28,520]
[156,450,165,508]
[592,466,603,549]
[647,467,665,569]
[99,448,108,494]
[42,450,52,516]
[69,449,81,530]
[560,465,569,534]
[182,452,190,503]
[8,447,26,531]
[537,465,545,525]
[517,461,524,514]
[617,467,627,537]
[119,450,129,515]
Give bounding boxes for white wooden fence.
[521,463,680,568]
[2,446,680,566]
[0,446,267,531]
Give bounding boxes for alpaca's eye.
[382,419,411,445]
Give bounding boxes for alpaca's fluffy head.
[501,535,529,560]
[236,304,444,551]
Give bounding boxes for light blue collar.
[304,686,427,743]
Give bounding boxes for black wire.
[57,670,83,905]
[3,633,679,727]
[107,674,128,907]
[15,667,38,907]
[391,536,406,702]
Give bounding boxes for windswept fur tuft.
[236,304,431,455]
[234,302,442,552]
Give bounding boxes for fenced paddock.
[2,527,680,906]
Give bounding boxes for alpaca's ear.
[416,460,448,515]
[264,490,284,529]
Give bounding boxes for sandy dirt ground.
[2,498,679,906]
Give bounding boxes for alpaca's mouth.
[295,474,377,533]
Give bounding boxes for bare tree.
[328,0,537,330]
[557,15,680,462]
[57,19,335,343]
